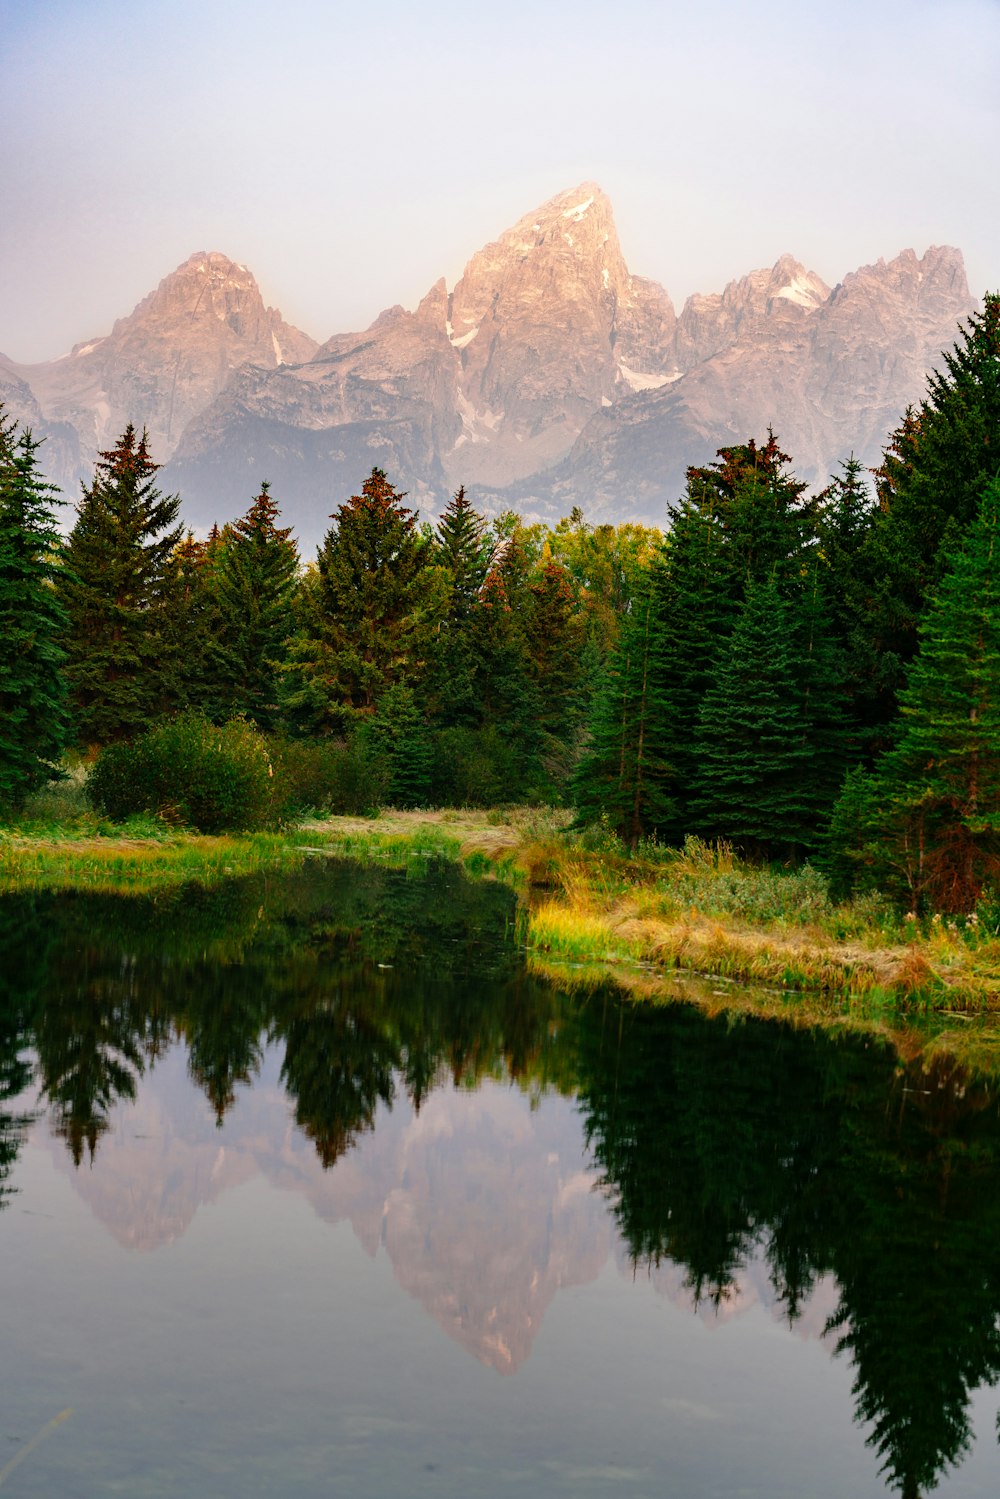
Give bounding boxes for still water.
[2,858,1000,1497]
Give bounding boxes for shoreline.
[4,808,1000,1074]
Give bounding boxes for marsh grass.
[523,833,1000,1013]
[7,792,1000,1017]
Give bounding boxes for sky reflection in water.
[2,858,1000,1497]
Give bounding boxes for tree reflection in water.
[2,859,1000,1495]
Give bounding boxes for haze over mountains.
[2,183,975,545]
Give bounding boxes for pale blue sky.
[2,0,997,361]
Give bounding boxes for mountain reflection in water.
[3,857,1000,1497]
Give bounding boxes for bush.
[429,725,531,807]
[267,733,390,817]
[88,714,279,833]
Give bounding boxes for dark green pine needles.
[0,424,72,808]
[840,477,1000,911]
[214,481,299,730]
[693,578,847,858]
[59,424,181,745]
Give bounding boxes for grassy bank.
[519,831,1000,1010]
[5,791,1000,1022]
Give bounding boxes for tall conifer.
[692,580,841,858]
[572,580,676,845]
[861,293,1000,712]
[59,425,181,744]
[303,468,446,714]
[0,426,71,808]
[835,477,1000,910]
[214,481,299,728]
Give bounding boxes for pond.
[2,857,1000,1497]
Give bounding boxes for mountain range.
[2,184,975,547]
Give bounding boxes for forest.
[1,293,998,916]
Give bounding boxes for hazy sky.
[2,0,997,362]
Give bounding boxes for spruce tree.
[161,529,231,720]
[436,485,487,622]
[840,477,1000,911]
[0,427,72,809]
[213,482,299,729]
[365,684,433,808]
[692,580,833,858]
[686,431,814,596]
[430,486,489,727]
[59,425,182,744]
[523,559,585,745]
[304,469,446,714]
[861,293,1000,708]
[572,580,677,846]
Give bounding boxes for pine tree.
[161,529,231,720]
[59,425,181,744]
[436,485,487,622]
[572,579,677,845]
[213,481,299,729]
[430,486,490,727]
[523,559,585,745]
[842,477,1000,911]
[692,580,839,858]
[303,469,446,714]
[365,684,433,808]
[686,431,814,597]
[814,456,886,742]
[861,293,1000,705]
[0,426,72,809]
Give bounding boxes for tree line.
[1,293,998,910]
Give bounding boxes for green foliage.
[87,712,278,832]
[572,580,678,845]
[692,577,848,857]
[860,293,1000,714]
[362,684,433,808]
[830,478,1000,911]
[0,422,72,811]
[435,485,488,622]
[428,725,526,807]
[59,424,182,745]
[212,482,299,728]
[267,733,390,817]
[302,468,447,714]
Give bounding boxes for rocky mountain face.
[4,252,317,498]
[7,186,975,544]
[517,243,973,524]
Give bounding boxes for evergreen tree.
[161,528,231,720]
[692,580,840,858]
[686,430,814,596]
[430,486,490,727]
[213,481,299,729]
[436,485,487,622]
[59,425,182,744]
[365,684,433,808]
[833,477,1000,911]
[523,559,585,745]
[861,293,1000,705]
[299,469,447,716]
[572,580,677,845]
[0,426,72,809]
[814,456,886,743]
[465,541,543,788]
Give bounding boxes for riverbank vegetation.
[2,295,1000,1005]
[7,791,1000,1028]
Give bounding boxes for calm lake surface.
[3,857,1000,1498]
